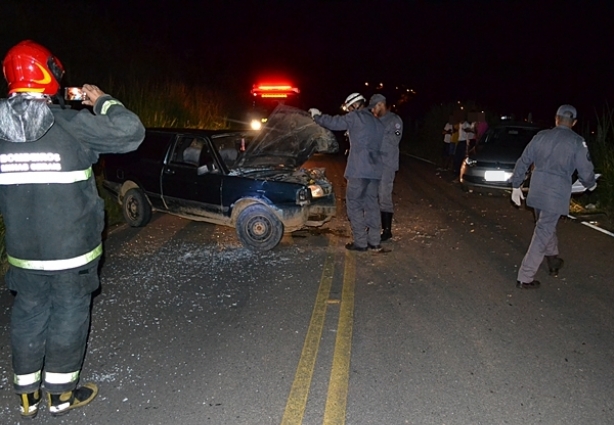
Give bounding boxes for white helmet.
[343,92,366,110]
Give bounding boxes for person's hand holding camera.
[81,84,106,106]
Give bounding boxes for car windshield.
[482,126,540,148]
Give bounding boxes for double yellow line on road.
[281,238,356,425]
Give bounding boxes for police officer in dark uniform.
[368,94,403,241]
[0,40,145,418]
[309,93,385,251]
[510,104,596,289]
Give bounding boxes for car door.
[161,135,224,217]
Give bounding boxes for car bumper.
[306,193,336,226]
[460,164,514,190]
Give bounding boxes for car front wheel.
[236,204,284,251]
[122,188,152,227]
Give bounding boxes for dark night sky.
[33,0,614,122]
[134,0,613,122]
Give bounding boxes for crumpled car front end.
[229,105,338,226]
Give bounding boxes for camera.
[64,87,87,101]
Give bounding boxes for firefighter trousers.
[7,263,99,394]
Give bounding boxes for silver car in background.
[460,121,544,192]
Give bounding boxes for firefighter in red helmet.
[3,40,65,95]
[0,40,145,418]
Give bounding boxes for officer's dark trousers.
[517,209,559,283]
[346,177,381,247]
[7,264,99,393]
[378,168,396,213]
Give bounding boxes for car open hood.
[473,144,528,166]
[235,105,339,170]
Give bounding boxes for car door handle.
[164,168,175,175]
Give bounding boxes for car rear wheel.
[236,204,284,251]
[122,188,152,227]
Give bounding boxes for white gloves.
[511,187,524,206]
[308,108,321,118]
[587,173,601,191]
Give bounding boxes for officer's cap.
[556,104,577,119]
[368,93,386,109]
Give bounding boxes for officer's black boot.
[47,383,98,417]
[546,255,564,277]
[381,212,393,242]
[18,389,41,419]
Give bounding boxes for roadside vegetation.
[572,107,614,223]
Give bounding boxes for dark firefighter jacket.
[0,94,145,273]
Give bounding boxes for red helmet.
[3,40,64,95]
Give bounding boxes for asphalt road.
[0,153,613,425]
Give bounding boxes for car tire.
[236,204,284,251]
[122,188,152,227]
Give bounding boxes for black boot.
[47,383,98,417]
[381,212,393,242]
[18,389,41,419]
[546,255,564,277]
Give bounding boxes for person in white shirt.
[440,121,454,171]
[453,120,471,174]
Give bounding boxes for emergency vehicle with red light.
[248,82,300,130]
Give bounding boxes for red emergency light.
[251,83,300,98]
[261,93,288,98]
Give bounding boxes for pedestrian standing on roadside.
[0,40,145,419]
[369,94,403,241]
[308,93,385,251]
[510,104,596,289]
[466,117,477,155]
[453,118,471,176]
[476,116,489,141]
[441,119,455,171]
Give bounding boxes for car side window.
[198,143,216,171]
[170,136,219,175]
[171,137,201,166]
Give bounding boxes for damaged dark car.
[102,105,339,251]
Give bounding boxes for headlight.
[308,184,325,198]
[464,157,477,167]
[250,119,262,131]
